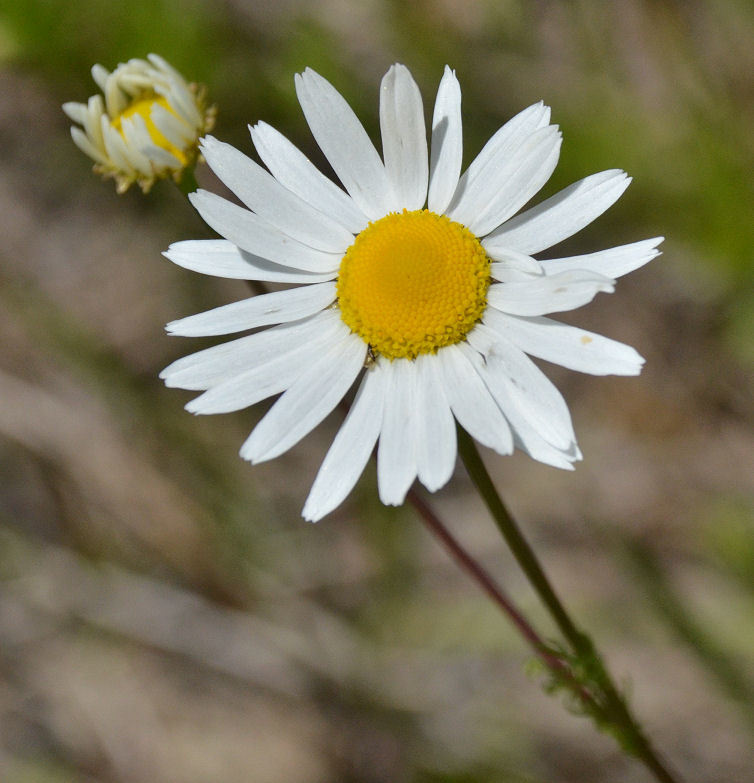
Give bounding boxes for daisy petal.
[100,119,133,172]
[509,414,581,470]
[467,126,562,237]
[446,102,550,223]
[414,354,457,492]
[428,66,463,214]
[152,104,195,147]
[437,345,513,455]
[489,248,544,282]
[484,170,631,254]
[459,342,577,468]
[63,101,88,124]
[249,122,368,234]
[161,310,341,390]
[70,126,108,165]
[164,240,337,283]
[466,326,576,451]
[189,190,341,273]
[240,332,366,463]
[166,281,336,337]
[200,136,354,253]
[377,359,418,505]
[185,340,315,414]
[139,141,182,170]
[483,310,645,376]
[490,266,543,284]
[295,68,394,220]
[302,364,386,522]
[185,316,347,414]
[379,64,428,210]
[487,270,614,316]
[540,237,664,278]
[91,63,110,92]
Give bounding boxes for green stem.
[456,427,681,783]
[176,166,199,196]
[406,487,604,713]
[456,428,581,647]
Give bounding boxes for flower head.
[161,64,662,521]
[63,54,215,193]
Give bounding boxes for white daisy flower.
[161,64,662,521]
[63,53,215,193]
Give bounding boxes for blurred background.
[0,1,753,781]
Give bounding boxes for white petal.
[428,66,463,214]
[295,68,394,220]
[483,310,645,376]
[466,326,576,451]
[199,136,354,253]
[540,237,664,278]
[139,142,182,170]
[489,248,544,283]
[70,127,108,165]
[148,53,181,80]
[437,345,513,455]
[445,102,550,223]
[185,337,319,414]
[484,170,631,254]
[457,341,576,469]
[164,239,337,283]
[302,364,386,522]
[166,281,336,337]
[121,116,164,173]
[164,80,202,128]
[161,309,342,390]
[123,115,170,168]
[91,63,109,92]
[377,359,418,506]
[152,104,195,147]
[467,126,562,237]
[62,101,88,124]
[184,317,347,414]
[487,270,614,316]
[99,119,133,172]
[240,331,366,463]
[414,354,457,492]
[249,122,368,234]
[86,95,106,148]
[509,413,581,469]
[188,190,341,273]
[379,64,428,210]
[104,72,126,117]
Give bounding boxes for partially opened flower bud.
[63,53,215,193]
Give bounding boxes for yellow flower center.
[111,94,188,164]
[337,210,490,360]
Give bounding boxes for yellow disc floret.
[112,94,188,165]
[337,210,490,360]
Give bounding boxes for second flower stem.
[456,428,582,649]
[456,427,681,783]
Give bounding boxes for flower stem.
[456,427,681,783]
[176,166,199,196]
[456,428,581,646]
[406,487,605,712]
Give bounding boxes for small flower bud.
[63,53,215,193]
